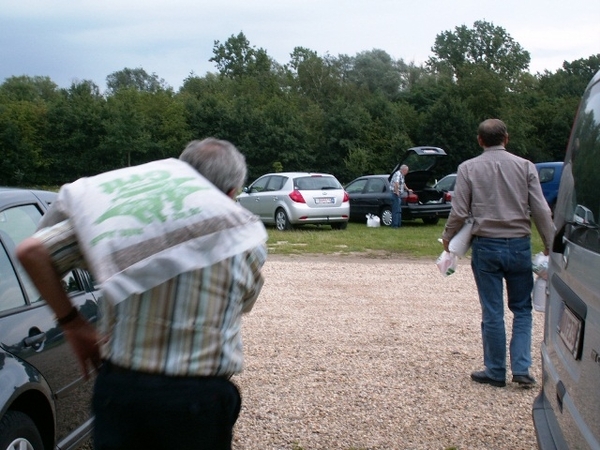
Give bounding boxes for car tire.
[275,209,293,231]
[0,411,44,450]
[380,207,392,227]
[422,217,439,225]
[331,222,347,230]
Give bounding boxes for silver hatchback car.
[237,172,349,231]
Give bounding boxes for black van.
[532,70,600,448]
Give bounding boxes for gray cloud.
[1,0,598,91]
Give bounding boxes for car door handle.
[24,332,47,347]
[556,380,566,413]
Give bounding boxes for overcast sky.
[1,0,598,92]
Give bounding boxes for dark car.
[0,188,99,450]
[346,146,452,226]
[433,173,456,202]
[535,161,564,211]
[532,70,600,448]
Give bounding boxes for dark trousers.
[92,362,241,450]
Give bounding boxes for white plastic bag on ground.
[366,214,380,227]
[448,218,474,257]
[436,250,458,277]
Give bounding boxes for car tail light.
[406,192,419,204]
[343,191,349,203]
[444,192,452,202]
[289,190,306,203]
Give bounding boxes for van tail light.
[406,192,419,204]
[444,192,452,202]
[289,190,306,203]
[343,191,349,203]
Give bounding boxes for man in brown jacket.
[442,119,554,388]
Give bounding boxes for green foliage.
[106,67,170,95]
[43,80,106,182]
[210,32,273,79]
[0,75,60,102]
[429,20,531,85]
[0,24,596,187]
[0,97,50,184]
[349,49,404,99]
[416,94,478,173]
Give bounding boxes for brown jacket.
[442,146,555,250]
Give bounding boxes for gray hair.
[179,138,247,194]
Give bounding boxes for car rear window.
[294,176,341,190]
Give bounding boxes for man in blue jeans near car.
[442,119,554,387]
[390,164,410,228]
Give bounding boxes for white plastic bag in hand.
[533,276,547,312]
[436,250,458,277]
[448,218,474,257]
[532,252,549,280]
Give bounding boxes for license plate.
[558,305,583,359]
[315,197,334,204]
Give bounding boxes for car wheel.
[380,208,392,227]
[0,411,44,450]
[331,222,347,230]
[275,209,293,231]
[422,217,439,225]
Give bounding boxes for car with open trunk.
[346,146,452,226]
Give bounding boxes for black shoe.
[470,370,506,387]
[512,374,536,387]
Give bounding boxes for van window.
[560,79,600,253]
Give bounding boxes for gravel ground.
[232,254,543,450]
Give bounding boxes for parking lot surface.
[233,254,543,450]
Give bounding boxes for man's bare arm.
[16,238,101,378]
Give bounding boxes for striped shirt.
[442,146,554,248]
[35,219,267,377]
[389,170,404,195]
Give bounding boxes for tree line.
[1,20,599,187]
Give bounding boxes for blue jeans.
[93,363,241,450]
[471,236,533,381]
[391,193,401,227]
